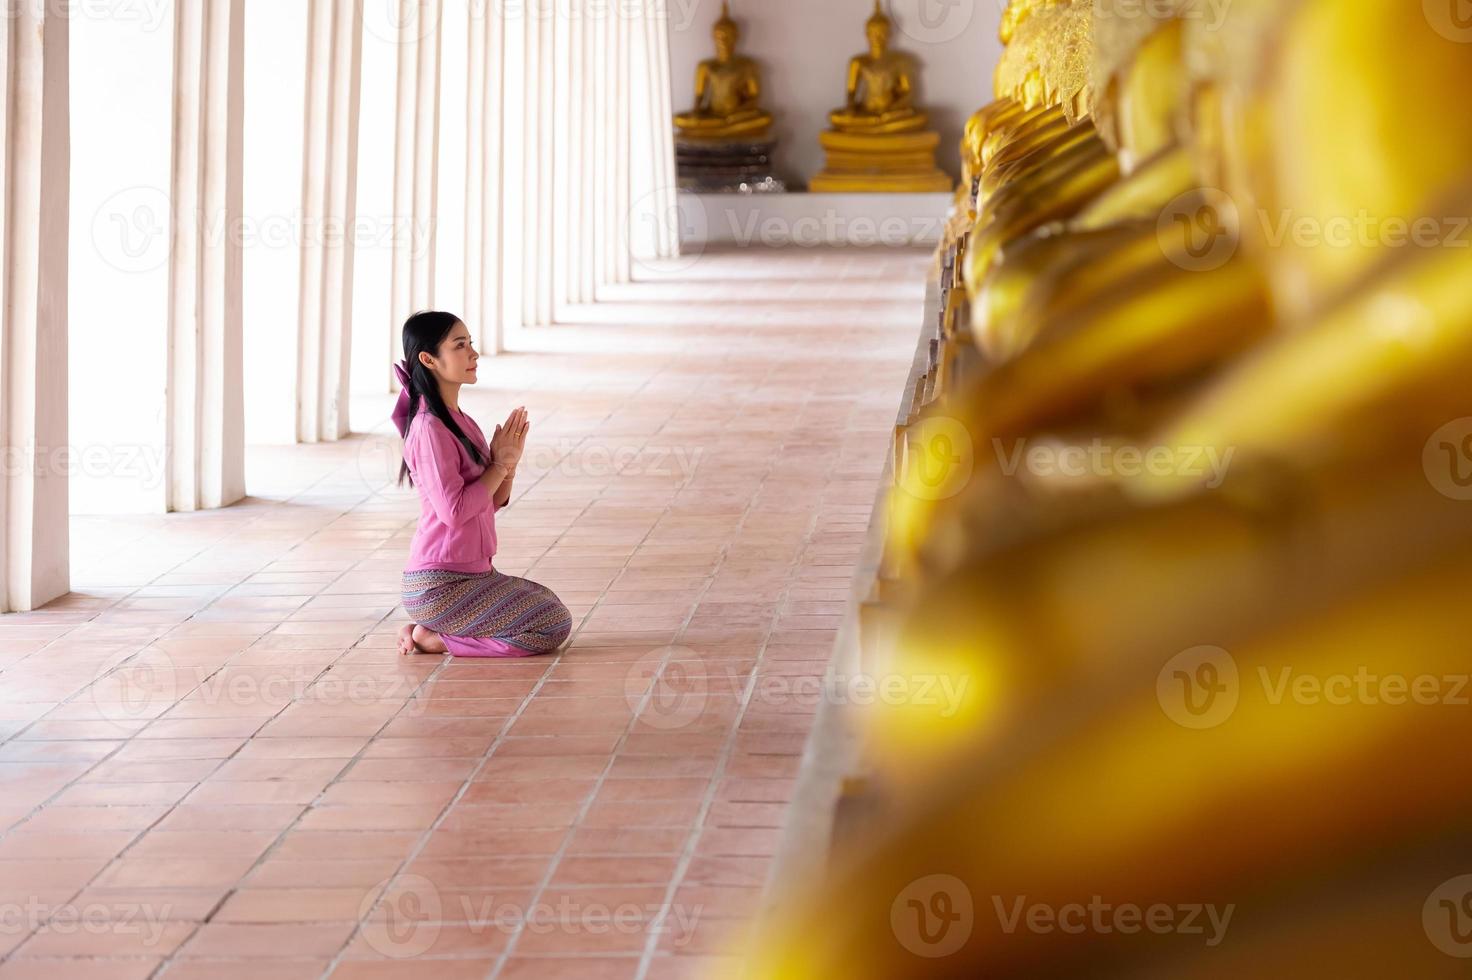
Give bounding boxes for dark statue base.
[675,137,787,194]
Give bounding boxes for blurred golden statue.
[673,2,772,141]
[810,1,950,193]
[828,1,927,135]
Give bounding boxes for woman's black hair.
[398,310,487,487]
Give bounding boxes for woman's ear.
[417,350,436,371]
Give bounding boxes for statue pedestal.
[810,130,953,193]
[675,137,786,193]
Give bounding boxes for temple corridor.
[0,246,929,979]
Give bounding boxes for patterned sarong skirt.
[402,568,572,657]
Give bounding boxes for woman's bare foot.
[411,624,448,655]
[397,623,419,656]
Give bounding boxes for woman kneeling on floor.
[393,311,572,657]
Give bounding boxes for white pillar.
[390,0,442,376]
[550,0,573,317]
[497,0,526,334]
[0,0,70,612]
[298,0,364,442]
[613,1,631,284]
[465,0,505,353]
[534,0,555,324]
[518,0,544,325]
[645,0,677,259]
[166,0,246,512]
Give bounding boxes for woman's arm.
[493,466,514,509]
[409,419,497,527]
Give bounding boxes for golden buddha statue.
[828,1,926,134]
[809,2,951,193]
[741,0,1472,971]
[672,3,771,141]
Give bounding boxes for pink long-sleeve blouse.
[402,407,500,574]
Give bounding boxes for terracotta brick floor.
[0,246,929,979]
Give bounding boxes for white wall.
[666,0,1002,188]
[242,0,308,446]
[69,7,176,514]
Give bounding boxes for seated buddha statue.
[673,3,772,141]
[810,2,950,193]
[829,2,927,135]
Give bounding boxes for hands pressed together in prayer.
[483,406,528,503]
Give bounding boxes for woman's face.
[420,321,479,385]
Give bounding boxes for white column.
[0,0,70,612]
[646,0,677,259]
[518,0,543,325]
[166,0,246,512]
[577,1,598,301]
[390,0,442,376]
[464,0,504,352]
[613,1,631,283]
[550,0,573,317]
[298,0,364,442]
[497,0,526,334]
[534,0,555,324]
